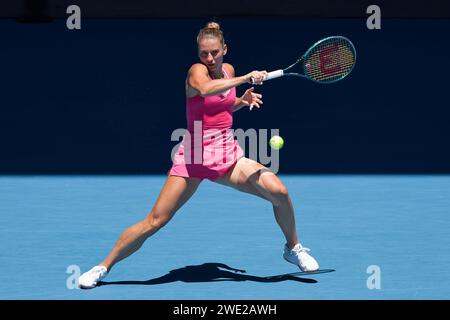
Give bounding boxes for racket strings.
[305,39,355,83]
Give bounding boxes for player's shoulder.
[223,63,235,76]
[188,63,208,74]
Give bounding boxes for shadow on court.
[98,262,322,286]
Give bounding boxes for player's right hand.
[246,70,268,85]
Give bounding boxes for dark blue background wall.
[1,18,449,173]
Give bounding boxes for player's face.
[198,37,227,73]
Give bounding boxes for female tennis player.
[79,22,319,289]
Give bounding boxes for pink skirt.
[168,129,244,181]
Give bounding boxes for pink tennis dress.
[169,69,244,181]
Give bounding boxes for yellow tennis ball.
[269,135,284,150]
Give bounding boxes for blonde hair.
[196,21,225,46]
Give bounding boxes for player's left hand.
[241,87,263,111]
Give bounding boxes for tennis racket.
[253,36,356,84]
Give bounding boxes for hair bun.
[206,22,221,30]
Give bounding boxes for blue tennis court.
[1,175,449,299]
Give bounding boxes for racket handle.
[250,69,284,84]
[263,70,284,81]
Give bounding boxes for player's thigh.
[216,157,282,202]
[150,175,202,219]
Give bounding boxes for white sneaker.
[78,266,108,289]
[283,243,319,272]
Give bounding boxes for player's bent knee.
[278,185,289,197]
[142,211,171,234]
[270,185,290,205]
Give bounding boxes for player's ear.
[223,44,227,55]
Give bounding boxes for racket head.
[302,36,356,84]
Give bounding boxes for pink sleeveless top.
[169,68,244,181]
